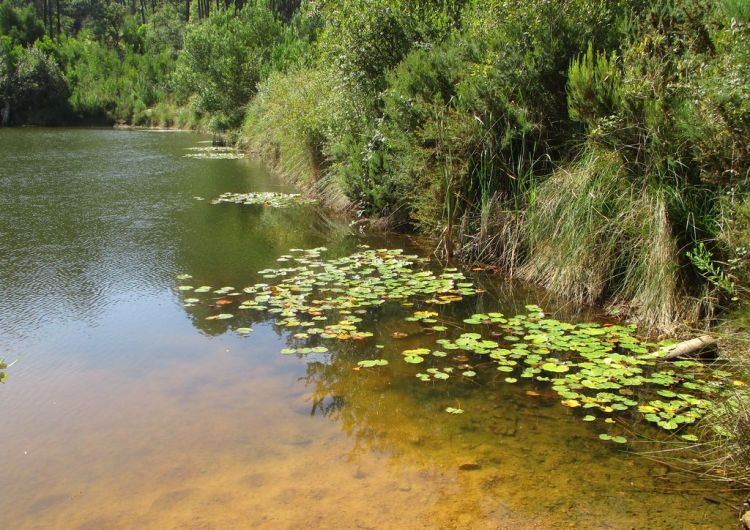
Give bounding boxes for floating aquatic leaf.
[445,407,464,414]
[541,362,570,373]
[211,191,317,208]
[206,313,233,320]
[236,327,253,335]
[358,359,389,368]
[183,146,244,159]
[404,354,425,364]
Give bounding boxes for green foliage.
[686,242,736,296]
[145,4,186,57]
[242,66,347,205]
[175,3,284,128]
[58,33,175,123]
[568,44,623,127]
[316,0,418,96]
[11,45,70,124]
[87,1,128,46]
[0,0,44,46]
[721,0,750,23]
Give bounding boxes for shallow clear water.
[0,128,739,529]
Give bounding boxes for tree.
[0,37,15,124]
[0,0,45,45]
[13,45,70,123]
[174,3,283,127]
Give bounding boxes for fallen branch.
[661,335,717,360]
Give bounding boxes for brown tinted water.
[0,128,739,529]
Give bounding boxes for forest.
[2,0,750,489]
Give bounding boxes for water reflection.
[294,334,737,528]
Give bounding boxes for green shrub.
[0,0,44,46]
[12,45,70,124]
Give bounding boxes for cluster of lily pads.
[403,307,741,442]
[210,192,318,208]
[175,247,742,444]
[183,146,244,160]
[176,245,476,343]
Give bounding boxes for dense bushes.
[0,36,70,124]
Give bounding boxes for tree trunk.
[1,99,10,126]
[661,335,717,360]
[44,0,52,37]
[56,0,61,38]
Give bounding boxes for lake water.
[0,128,739,528]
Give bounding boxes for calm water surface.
[0,129,739,528]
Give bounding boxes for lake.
[0,128,738,528]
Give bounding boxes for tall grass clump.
[520,151,684,331]
[699,387,750,488]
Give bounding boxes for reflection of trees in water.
[175,207,354,337]
[294,339,739,529]
[305,361,347,418]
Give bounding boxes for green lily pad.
[541,362,570,373]
[358,359,389,368]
